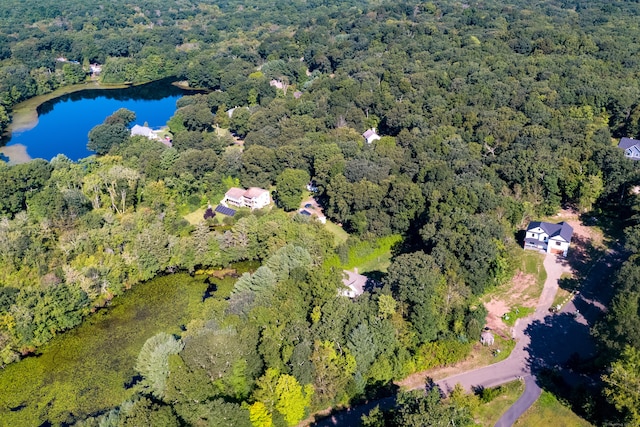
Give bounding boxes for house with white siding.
[524,221,573,257]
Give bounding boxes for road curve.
[494,375,541,427]
[308,246,624,427]
[437,253,569,395]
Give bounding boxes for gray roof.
[619,137,640,150]
[362,128,379,139]
[527,221,573,242]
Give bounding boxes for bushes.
[414,340,472,371]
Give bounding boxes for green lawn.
[515,391,593,427]
[324,220,349,246]
[521,250,547,291]
[502,306,535,327]
[184,207,206,225]
[342,234,402,274]
[473,380,525,426]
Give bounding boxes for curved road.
[436,253,570,424]
[311,246,624,427]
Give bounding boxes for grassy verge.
[515,391,593,427]
[473,380,525,426]
[489,334,517,363]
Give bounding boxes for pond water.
[0,79,191,164]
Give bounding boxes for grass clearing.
[502,305,535,327]
[184,207,206,225]
[324,220,349,246]
[473,380,525,426]
[522,251,547,287]
[342,234,402,274]
[484,251,546,305]
[515,391,593,427]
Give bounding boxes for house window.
[556,241,561,246]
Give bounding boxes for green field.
[515,391,593,427]
[324,220,349,245]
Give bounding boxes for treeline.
[593,197,640,426]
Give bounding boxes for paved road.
[494,375,541,427]
[310,247,624,427]
[436,253,570,425]
[438,254,570,393]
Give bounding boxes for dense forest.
[2,0,640,425]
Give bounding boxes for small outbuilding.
[480,331,495,346]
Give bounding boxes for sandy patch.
[553,208,603,246]
[0,144,32,164]
[484,271,537,335]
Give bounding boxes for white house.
[524,221,573,256]
[618,137,640,160]
[341,269,367,298]
[222,187,271,210]
[362,128,381,144]
[131,125,159,140]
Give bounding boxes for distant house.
[362,128,381,144]
[269,79,285,90]
[131,125,159,140]
[524,221,573,256]
[131,125,172,147]
[618,137,640,160]
[90,63,102,75]
[222,187,271,210]
[341,269,368,298]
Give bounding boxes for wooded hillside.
[1,0,640,425]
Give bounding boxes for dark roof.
[524,237,543,246]
[527,221,573,242]
[300,209,312,216]
[619,137,640,149]
[215,205,236,216]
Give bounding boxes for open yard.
[514,391,593,427]
[473,380,525,426]
[482,251,546,336]
[324,220,349,246]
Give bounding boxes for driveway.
[309,246,625,427]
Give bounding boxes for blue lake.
[0,79,193,164]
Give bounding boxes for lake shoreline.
[3,77,197,139]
